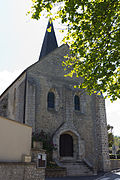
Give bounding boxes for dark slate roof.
[39,20,58,60]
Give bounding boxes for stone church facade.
[0,21,110,175]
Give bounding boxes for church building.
[0,21,110,176]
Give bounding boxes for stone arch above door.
[52,122,85,162]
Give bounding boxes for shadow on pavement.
[96,170,120,180]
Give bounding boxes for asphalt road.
[45,172,105,180]
[46,170,120,180]
[46,177,98,180]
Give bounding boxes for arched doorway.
[59,134,73,157]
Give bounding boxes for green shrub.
[32,130,58,167]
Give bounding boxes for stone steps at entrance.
[60,161,93,176]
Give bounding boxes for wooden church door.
[60,134,73,157]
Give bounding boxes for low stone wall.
[0,162,45,180]
[110,160,120,170]
[45,168,67,177]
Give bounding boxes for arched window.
[74,95,80,111]
[47,92,55,108]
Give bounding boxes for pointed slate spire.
[39,19,58,60]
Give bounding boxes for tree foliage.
[107,124,114,147]
[30,0,120,101]
[114,136,120,148]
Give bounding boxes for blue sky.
[0,0,120,136]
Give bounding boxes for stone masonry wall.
[45,168,67,177]
[95,95,110,171]
[0,95,8,118]
[0,162,45,180]
[0,72,26,124]
[26,45,96,165]
[16,80,26,123]
[110,160,120,170]
[25,78,36,131]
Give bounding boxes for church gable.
[27,44,69,78]
[27,44,83,86]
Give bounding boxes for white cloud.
[0,69,23,95]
